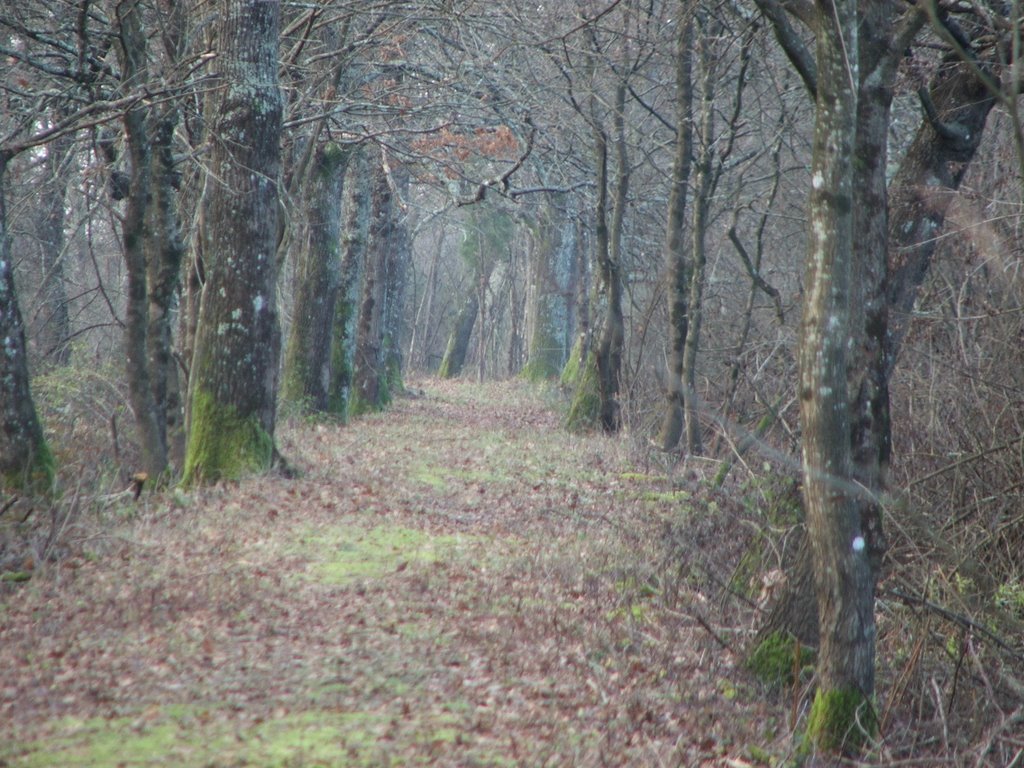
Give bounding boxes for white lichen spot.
[231,308,242,321]
[819,386,833,397]
[812,171,824,190]
[852,535,865,552]
[253,294,265,313]
[827,315,841,331]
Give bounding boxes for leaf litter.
[0,378,778,767]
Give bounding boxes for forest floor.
[0,378,785,767]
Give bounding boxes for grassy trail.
[0,379,773,766]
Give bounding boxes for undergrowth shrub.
[33,354,134,483]
[2,355,136,580]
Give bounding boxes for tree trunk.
[523,195,577,382]
[597,79,628,433]
[507,244,525,376]
[281,142,351,413]
[568,79,627,433]
[800,0,877,753]
[30,134,72,368]
[438,292,480,379]
[756,16,991,682]
[0,155,54,495]
[681,28,717,456]
[408,222,446,371]
[117,0,168,480]
[560,218,589,391]
[382,161,409,395]
[476,263,487,383]
[329,147,370,417]
[656,15,695,451]
[146,105,187,472]
[182,0,282,486]
[350,154,392,415]
[886,55,996,376]
[114,0,187,480]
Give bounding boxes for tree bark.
[800,0,877,753]
[30,133,72,367]
[0,155,54,495]
[569,78,626,433]
[886,55,996,376]
[656,15,695,451]
[113,0,187,480]
[329,147,370,416]
[350,154,392,414]
[681,27,717,456]
[117,0,168,480]
[382,161,410,394]
[756,12,992,673]
[146,105,187,472]
[522,194,575,382]
[182,0,282,486]
[281,142,351,413]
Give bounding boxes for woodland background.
[1,0,1024,763]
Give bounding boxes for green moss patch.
[5,707,437,767]
[639,489,691,504]
[563,350,601,432]
[181,387,273,486]
[745,631,815,688]
[618,472,668,484]
[293,523,467,585]
[803,686,877,757]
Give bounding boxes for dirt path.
[1,379,774,767]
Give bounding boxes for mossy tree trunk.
[437,292,480,379]
[754,9,990,738]
[382,162,410,395]
[182,0,282,486]
[569,77,627,433]
[329,147,370,416]
[799,0,876,753]
[146,102,187,472]
[521,193,576,382]
[0,155,54,495]
[350,151,393,415]
[281,142,351,413]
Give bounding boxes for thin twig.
[882,587,1024,662]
